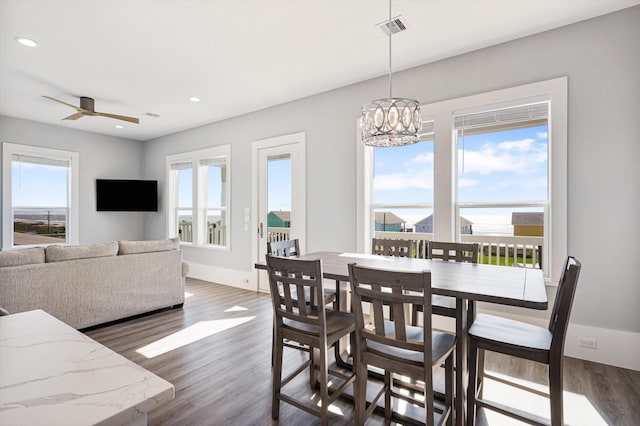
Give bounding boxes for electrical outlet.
[578,337,597,349]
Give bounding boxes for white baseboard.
[186,262,254,292]
[479,307,640,371]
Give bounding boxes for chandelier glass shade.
[359,0,421,147]
[360,97,421,147]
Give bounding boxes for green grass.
[480,255,535,267]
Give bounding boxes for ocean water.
[402,214,513,236]
[465,215,513,236]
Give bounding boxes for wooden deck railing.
[374,231,543,268]
[178,223,226,245]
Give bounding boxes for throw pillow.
[0,247,46,267]
[46,241,119,262]
[118,237,180,255]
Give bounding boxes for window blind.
[453,102,549,132]
[170,161,193,171]
[12,154,70,168]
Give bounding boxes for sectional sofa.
[0,238,188,329]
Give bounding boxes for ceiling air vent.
[377,15,408,36]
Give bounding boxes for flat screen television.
[96,179,158,212]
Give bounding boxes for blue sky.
[12,162,68,207]
[373,125,548,207]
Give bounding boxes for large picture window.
[167,145,230,249]
[2,143,79,248]
[359,78,567,282]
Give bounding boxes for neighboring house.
[414,215,473,234]
[268,210,291,228]
[374,212,406,232]
[512,212,544,237]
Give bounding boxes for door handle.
[259,222,264,238]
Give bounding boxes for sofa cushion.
[0,247,46,267]
[46,241,119,263]
[118,237,180,255]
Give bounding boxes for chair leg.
[272,333,284,420]
[384,371,393,420]
[319,344,329,426]
[549,357,564,426]
[445,353,454,426]
[310,347,319,389]
[466,339,479,426]
[355,361,369,425]
[477,348,485,399]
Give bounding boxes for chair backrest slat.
[549,256,581,356]
[372,238,415,258]
[428,241,479,263]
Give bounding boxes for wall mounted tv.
[96,179,158,212]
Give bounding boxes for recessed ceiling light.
[115,125,124,129]
[189,97,200,102]
[15,37,38,47]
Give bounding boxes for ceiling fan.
[42,95,139,124]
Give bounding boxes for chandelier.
[359,0,421,147]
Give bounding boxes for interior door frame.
[251,132,306,292]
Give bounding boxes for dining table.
[256,251,548,425]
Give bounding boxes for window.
[455,102,549,269]
[2,143,79,248]
[369,121,434,256]
[359,77,567,282]
[167,145,230,249]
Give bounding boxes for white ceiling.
[1,0,638,142]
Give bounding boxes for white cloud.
[374,168,433,190]
[536,131,548,139]
[459,138,546,175]
[409,152,434,165]
[458,178,479,188]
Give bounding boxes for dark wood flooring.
[85,278,640,425]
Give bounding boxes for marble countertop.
[0,310,174,425]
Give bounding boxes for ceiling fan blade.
[42,95,82,111]
[63,112,85,121]
[95,112,140,124]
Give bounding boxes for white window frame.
[166,145,231,250]
[2,142,79,249]
[358,77,568,283]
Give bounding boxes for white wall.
[143,7,640,368]
[0,116,147,243]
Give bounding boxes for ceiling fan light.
[15,37,38,47]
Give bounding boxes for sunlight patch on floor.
[184,291,194,298]
[481,370,607,425]
[136,317,255,358]
[224,305,248,312]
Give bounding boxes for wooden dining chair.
[266,239,337,365]
[372,237,415,258]
[267,238,301,258]
[348,263,456,426]
[266,255,356,426]
[466,256,581,426]
[411,241,479,326]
